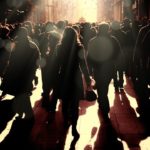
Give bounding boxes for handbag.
[84,89,97,102]
[81,73,97,102]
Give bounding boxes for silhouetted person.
[56,20,66,35]
[121,18,134,77]
[57,27,91,137]
[0,27,40,97]
[110,21,126,91]
[80,22,97,52]
[87,22,120,122]
[133,22,150,118]
[41,30,61,111]
[0,26,11,78]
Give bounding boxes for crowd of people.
[0,17,150,139]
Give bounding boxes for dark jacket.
[0,38,40,95]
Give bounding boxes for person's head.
[72,25,80,34]
[111,21,120,31]
[45,21,55,32]
[97,22,110,35]
[23,21,33,36]
[61,26,80,46]
[16,27,28,41]
[56,21,66,33]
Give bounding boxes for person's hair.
[56,21,66,30]
[61,26,81,46]
[97,22,110,35]
[16,27,28,41]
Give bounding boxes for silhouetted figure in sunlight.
[0,26,11,79]
[87,22,120,122]
[80,22,97,52]
[57,27,91,138]
[110,21,126,91]
[133,22,150,126]
[38,22,55,57]
[41,28,61,112]
[121,18,134,77]
[0,27,40,97]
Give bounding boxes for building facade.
[28,0,150,23]
[112,0,123,21]
[112,0,150,21]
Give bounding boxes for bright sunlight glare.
[77,0,98,22]
[47,0,98,23]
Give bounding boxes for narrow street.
[0,69,150,150]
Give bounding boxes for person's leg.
[41,68,52,111]
[113,70,119,91]
[70,96,80,137]
[118,68,124,88]
[136,71,149,114]
[48,89,59,112]
[97,84,110,117]
[48,79,60,112]
[62,98,70,127]
[95,74,112,122]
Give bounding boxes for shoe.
[115,87,119,92]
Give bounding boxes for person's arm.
[79,45,91,86]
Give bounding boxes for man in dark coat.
[0,27,40,96]
[87,22,120,122]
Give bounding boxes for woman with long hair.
[57,27,91,137]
